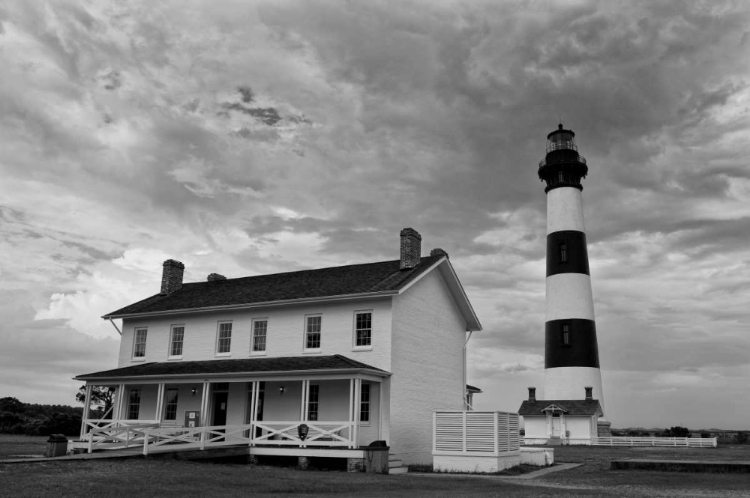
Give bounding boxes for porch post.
[200,381,210,426]
[300,380,308,421]
[80,384,93,439]
[348,379,354,448]
[353,378,362,448]
[154,383,165,422]
[116,384,126,421]
[249,381,258,445]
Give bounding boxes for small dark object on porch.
[368,440,387,447]
[46,434,68,457]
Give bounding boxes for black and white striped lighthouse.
[538,124,604,410]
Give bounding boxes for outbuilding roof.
[517,399,603,417]
[102,255,482,331]
[76,354,389,382]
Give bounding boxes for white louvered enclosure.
[433,411,520,456]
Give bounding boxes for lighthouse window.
[562,323,571,346]
[559,241,568,263]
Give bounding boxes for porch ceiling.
[76,354,390,383]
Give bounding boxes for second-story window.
[252,319,268,353]
[133,328,147,359]
[217,322,232,354]
[169,326,184,357]
[305,315,322,351]
[354,312,372,348]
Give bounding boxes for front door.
[552,413,561,437]
[212,392,228,441]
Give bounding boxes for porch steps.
[388,454,408,475]
[547,437,563,446]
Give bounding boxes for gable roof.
[76,355,389,382]
[103,255,482,330]
[517,399,603,417]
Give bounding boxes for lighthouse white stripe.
[546,273,595,321]
[547,187,585,235]
[544,367,604,412]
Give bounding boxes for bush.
[735,432,749,444]
[700,432,711,438]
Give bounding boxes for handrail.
[539,154,586,168]
[546,141,577,153]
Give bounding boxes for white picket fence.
[434,411,520,456]
[593,436,717,448]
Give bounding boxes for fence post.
[142,429,150,456]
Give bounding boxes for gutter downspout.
[463,330,473,410]
[108,318,122,336]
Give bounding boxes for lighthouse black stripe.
[544,319,600,368]
[546,230,590,277]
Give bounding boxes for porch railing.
[83,419,358,454]
[84,419,160,453]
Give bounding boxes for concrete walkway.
[0,447,145,464]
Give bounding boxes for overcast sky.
[1,1,749,430]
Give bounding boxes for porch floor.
[0,443,370,464]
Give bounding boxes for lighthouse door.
[551,413,561,437]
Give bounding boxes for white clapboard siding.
[434,411,520,456]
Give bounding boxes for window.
[169,326,184,357]
[562,323,571,347]
[128,388,141,420]
[252,319,268,353]
[217,322,232,354]
[360,383,370,423]
[354,312,372,348]
[307,384,319,421]
[559,241,568,263]
[305,315,322,351]
[133,328,147,358]
[164,388,178,420]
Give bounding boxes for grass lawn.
[0,435,49,459]
[1,435,749,497]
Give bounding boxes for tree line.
[1,387,113,437]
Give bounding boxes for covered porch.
[75,355,390,455]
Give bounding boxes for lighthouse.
[518,124,608,444]
[538,124,604,408]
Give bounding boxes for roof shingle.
[105,255,443,318]
[518,399,602,416]
[76,355,389,381]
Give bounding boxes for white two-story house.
[76,228,482,466]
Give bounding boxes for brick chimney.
[207,273,226,282]
[400,228,422,270]
[161,259,185,295]
[430,248,449,259]
[585,386,593,400]
[528,387,536,401]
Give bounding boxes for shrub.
[735,432,749,444]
